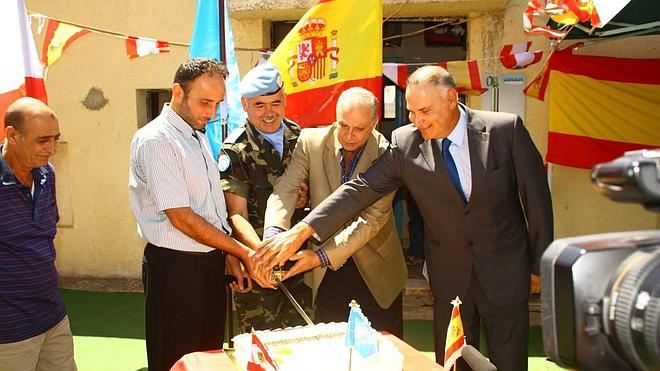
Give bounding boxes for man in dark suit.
[255,66,553,371]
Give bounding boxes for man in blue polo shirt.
[0,97,76,370]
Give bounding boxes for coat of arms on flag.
[444,296,466,369]
[288,18,339,86]
[268,0,382,127]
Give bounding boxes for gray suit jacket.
[304,104,553,308]
[265,124,406,309]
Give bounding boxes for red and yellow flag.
[444,296,465,370]
[526,46,660,169]
[267,0,382,127]
[382,61,487,96]
[437,60,487,95]
[41,20,90,67]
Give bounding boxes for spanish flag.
[267,0,382,127]
[437,60,487,95]
[41,20,90,67]
[383,60,487,96]
[444,296,465,370]
[526,46,660,169]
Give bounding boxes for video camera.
[541,149,660,371]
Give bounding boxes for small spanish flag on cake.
[443,296,466,370]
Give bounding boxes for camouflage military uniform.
[220,118,312,332]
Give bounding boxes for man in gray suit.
[255,66,553,371]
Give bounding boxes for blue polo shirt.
[0,145,66,343]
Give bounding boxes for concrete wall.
[24,0,658,283]
[26,0,198,279]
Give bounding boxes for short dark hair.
[4,109,25,131]
[407,65,457,89]
[174,58,228,93]
[4,97,58,133]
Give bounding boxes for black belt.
[146,242,224,256]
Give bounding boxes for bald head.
[2,98,60,171]
[5,97,58,133]
[406,65,457,90]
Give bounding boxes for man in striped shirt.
[0,98,76,370]
[129,58,271,371]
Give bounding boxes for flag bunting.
[125,36,170,59]
[500,41,543,69]
[383,60,487,95]
[41,19,90,67]
[1,0,47,140]
[522,0,631,39]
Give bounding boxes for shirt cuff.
[263,226,286,239]
[315,248,330,267]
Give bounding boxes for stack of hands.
[226,222,318,293]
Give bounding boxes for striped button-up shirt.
[0,147,66,343]
[129,104,232,253]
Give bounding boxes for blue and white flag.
[344,302,378,358]
[189,0,246,159]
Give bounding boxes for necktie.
[441,139,467,203]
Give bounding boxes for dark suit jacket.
[303,104,553,308]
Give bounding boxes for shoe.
[405,256,424,266]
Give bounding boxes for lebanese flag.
[41,19,90,67]
[0,0,48,140]
[443,296,466,370]
[500,41,543,69]
[246,332,279,371]
[267,0,382,127]
[382,63,409,89]
[125,36,170,59]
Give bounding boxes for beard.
[178,94,196,127]
[177,93,210,131]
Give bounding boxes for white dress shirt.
[129,104,232,253]
[438,106,472,202]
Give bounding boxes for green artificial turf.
[62,289,564,370]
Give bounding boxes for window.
[136,89,171,129]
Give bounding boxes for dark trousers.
[315,258,403,338]
[433,269,529,371]
[142,243,227,371]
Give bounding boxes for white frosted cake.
[232,322,403,371]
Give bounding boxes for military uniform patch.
[217,154,231,172]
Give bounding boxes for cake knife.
[275,277,314,326]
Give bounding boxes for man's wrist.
[315,249,330,267]
[263,226,286,239]
[234,241,253,261]
[292,222,315,243]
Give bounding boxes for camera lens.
[608,250,660,371]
